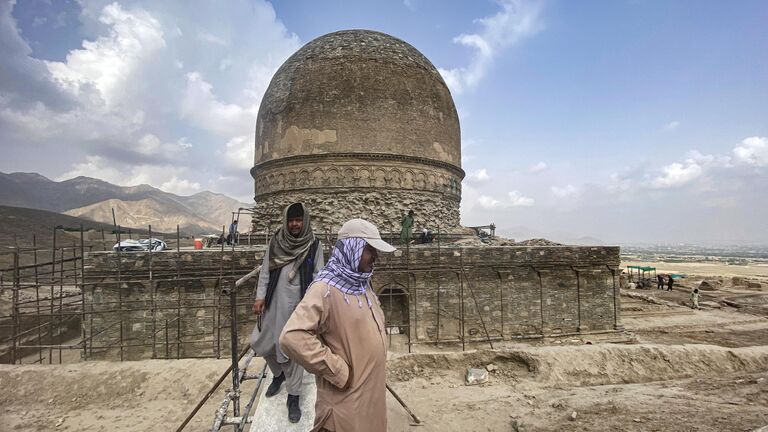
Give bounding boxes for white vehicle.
[112,238,167,252]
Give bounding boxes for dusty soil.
[2,269,768,431]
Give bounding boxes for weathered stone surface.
[252,189,460,235]
[84,245,621,359]
[466,367,489,385]
[699,280,721,291]
[251,30,464,231]
[249,369,316,432]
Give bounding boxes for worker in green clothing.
[400,210,414,244]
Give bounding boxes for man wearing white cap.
[279,218,396,432]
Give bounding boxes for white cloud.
[550,184,579,198]
[177,137,192,149]
[438,0,543,94]
[663,120,680,130]
[161,176,201,195]
[1,0,302,204]
[733,136,768,167]
[478,195,501,209]
[529,161,547,173]
[465,168,490,184]
[197,31,227,46]
[651,162,702,188]
[180,72,256,137]
[508,190,534,206]
[45,3,166,106]
[222,135,254,170]
[58,155,202,196]
[58,155,124,184]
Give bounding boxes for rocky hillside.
[0,172,249,234]
[65,198,219,234]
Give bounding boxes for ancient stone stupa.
[251,30,464,233]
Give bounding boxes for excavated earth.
[2,280,768,431]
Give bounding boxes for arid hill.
[0,172,248,235]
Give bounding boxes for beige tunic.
[279,281,387,432]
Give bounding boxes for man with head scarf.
[400,209,414,244]
[250,202,324,423]
[279,218,396,432]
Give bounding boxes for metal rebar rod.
[89,278,94,358]
[228,279,240,418]
[210,392,233,432]
[176,225,181,359]
[216,225,225,359]
[80,320,121,344]
[0,320,53,343]
[112,210,124,362]
[175,345,250,432]
[236,363,268,432]
[149,224,156,359]
[0,256,80,273]
[459,269,465,352]
[49,226,56,363]
[32,235,43,364]
[387,383,422,425]
[80,226,87,360]
[11,250,19,364]
[460,265,494,349]
[497,270,504,338]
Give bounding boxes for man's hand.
[252,299,265,315]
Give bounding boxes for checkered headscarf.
[315,238,374,308]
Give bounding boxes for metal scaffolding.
[1,216,507,366]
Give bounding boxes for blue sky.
[1,0,766,244]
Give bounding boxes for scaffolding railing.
[2,214,518,365]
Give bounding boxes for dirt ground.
[3,269,768,431]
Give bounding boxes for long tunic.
[400,215,414,244]
[250,244,324,363]
[279,281,387,432]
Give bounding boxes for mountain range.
[0,172,249,234]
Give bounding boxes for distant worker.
[400,210,414,244]
[280,219,396,432]
[250,203,323,423]
[228,219,239,245]
[657,274,664,290]
[691,288,700,310]
[419,228,434,244]
[667,275,674,291]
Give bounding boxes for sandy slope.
[2,343,768,431]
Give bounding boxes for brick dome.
[251,30,464,232]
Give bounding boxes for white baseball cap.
[337,219,396,252]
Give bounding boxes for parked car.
[113,238,167,252]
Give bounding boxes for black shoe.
[265,373,285,397]
[287,394,301,423]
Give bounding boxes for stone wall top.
[85,245,620,279]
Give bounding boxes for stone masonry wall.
[84,249,262,360]
[252,189,460,235]
[83,245,620,359]
[373,246,621,343]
